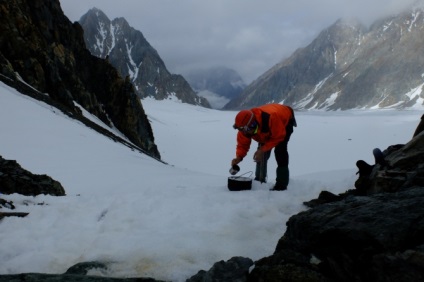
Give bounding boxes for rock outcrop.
[354,116,424,196]
[0,155,63,220]
[0,0,160,159]
[0,261,164,282]
[0,155,65,196]
[247,129,424,281]
[187,257,253,282]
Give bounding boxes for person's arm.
[235,131,251,161]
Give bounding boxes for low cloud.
[61,0,418,84]
[197,90,230,109]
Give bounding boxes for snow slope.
[0,82,421,281]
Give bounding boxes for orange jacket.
[236,104,294,159]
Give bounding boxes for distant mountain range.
[184,66,246,109]
[224,6,424,110]
[185,66,246,100]
[80,6,424,112]
[79,8,210,108]
[4,1,423,120]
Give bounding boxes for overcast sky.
[60,0,418,84]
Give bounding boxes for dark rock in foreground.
[0,262,164,282]
[0,273,161,282]
[187,256,253,282]
[250,187,424,282]
[0,155,65,196]
[248,132,424,281]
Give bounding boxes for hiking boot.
[276,166,289,187]
[270,184,287,191]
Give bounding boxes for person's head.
[233,110,258,134]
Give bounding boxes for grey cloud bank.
[60,0,418,83]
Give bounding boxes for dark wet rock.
[0,0,160,159]
[65,262,109,275]
[247,131,424,281]
[187,256,253,282]
[0,261,164,282]
[0,273,163,282]
[353,133,424,195]
[0,155,65,196]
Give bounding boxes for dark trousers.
[275,122,293,166]
[256,120,294,181]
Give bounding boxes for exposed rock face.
[224,7,424,110]
[0,155,65,196]
[363,139,424,195]
[0,273,162,282]
[249,188,424,282]
[0,0,160,159]
[187,256,253,282]
[79,8,210,108]
[247,132,424,281]
[354,118,424,196]
[0,261,164,281]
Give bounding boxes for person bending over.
[231,104,296,191]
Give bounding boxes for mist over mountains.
[224,7,424,110]
[79,5,424,111]
[184,66,246,109]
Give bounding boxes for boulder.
[247,127,424,281]
[0,261,164,282]
[187,256,253,282]
[353,133,424,195]
[0,155,65,196]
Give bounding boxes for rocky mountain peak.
[224,7,424,111]
[79,8,210,108]
[0,0,160,159]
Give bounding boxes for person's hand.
[231,157,242,166]
[253,149,264,162]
